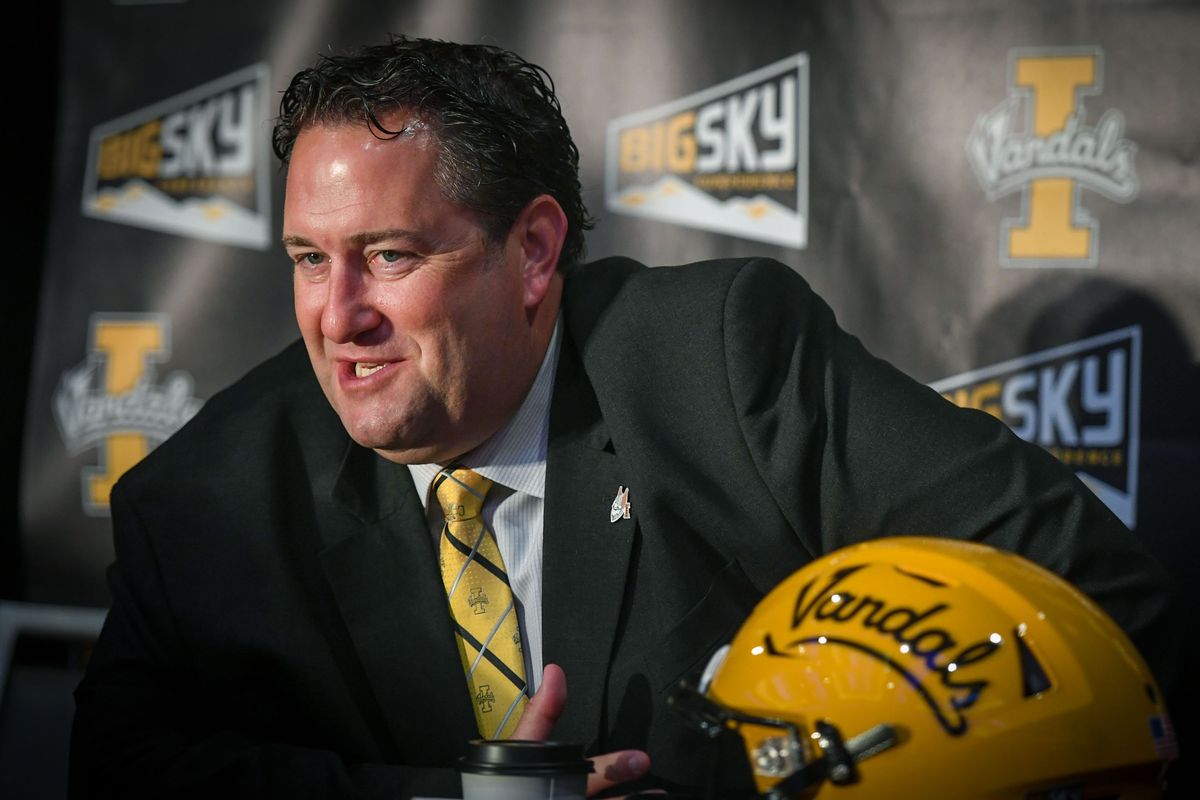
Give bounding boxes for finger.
[586,749,651,797]
[510,663,567,740]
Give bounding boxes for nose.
[321,261,382,344]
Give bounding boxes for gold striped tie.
[434,465,527,739]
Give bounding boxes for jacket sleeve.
[69,481,461,800]
[721,257,1183,701]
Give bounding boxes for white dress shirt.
[407,319,561,694]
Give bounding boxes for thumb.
[586,749,651,797]
[510,663,567,740]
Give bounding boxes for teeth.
[355,363,385,378]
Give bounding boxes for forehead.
[282,114,457,238]
[289,111,436,181]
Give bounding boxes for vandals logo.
[764,560,1004,736]
[967,48,1137,267]
[53,314,204,516]
[82,64,271,250]
[929,328,1140,527]
[605,54,808,248]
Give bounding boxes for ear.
[510,194,567,308]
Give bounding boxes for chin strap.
[765,721,898,799]
[668,681,899,800]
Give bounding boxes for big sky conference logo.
[967,48,1138,268]
[82,64,272,250]
[605,54,809,249]
[53,314,204,516]
[929,328,1141,528]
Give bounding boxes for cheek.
[388,282,470,349]
[293,280,326,337]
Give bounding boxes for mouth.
[336,358,400,385]
[354,362,387,378]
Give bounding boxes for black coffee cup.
[459,740,594,800]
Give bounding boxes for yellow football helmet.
[673,537,1176,799]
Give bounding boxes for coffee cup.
[459,740,593,800]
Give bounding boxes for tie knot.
[434,466,493,522]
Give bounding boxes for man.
[71,37,1180,798]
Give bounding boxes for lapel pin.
[609,485,631,523]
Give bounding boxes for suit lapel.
[315,442,477,762]
[542,330,637,750]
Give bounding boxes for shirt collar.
[409,317,560,506]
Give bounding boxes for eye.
[368,248,417,276]
[286,250,325,266]
[290,251,329,279]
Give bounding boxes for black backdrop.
[5,0,1198,792]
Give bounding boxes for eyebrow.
[281,229,429,250]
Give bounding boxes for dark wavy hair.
[273,36,592,266]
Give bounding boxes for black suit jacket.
[71,257,1180,798]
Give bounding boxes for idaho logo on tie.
[434,466,527,738]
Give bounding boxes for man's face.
[283,115,543,464]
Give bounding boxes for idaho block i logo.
[605,54,809,248]
[53,314,204,516]
[82,64,272,250]
[967,48,1138,267]
[929,328,1141,528]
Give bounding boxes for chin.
[338,416,433,463]
[330,407,395,447]
[345,424,407,453]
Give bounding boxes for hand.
[512,663,652,797]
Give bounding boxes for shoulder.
[562,255,817,348]
[563,254,808,304]
[558,256,832,445]
[114,339,345,502]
